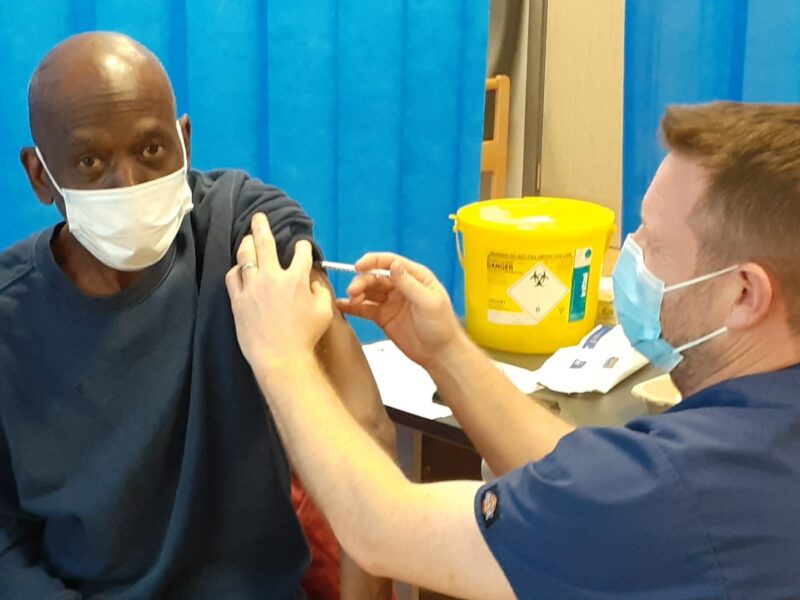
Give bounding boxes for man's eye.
[143,144,163,158]
[80,156,98,169]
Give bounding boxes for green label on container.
[568,247,592,322]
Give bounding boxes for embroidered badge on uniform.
[480,486,500,527]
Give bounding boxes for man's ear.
[179,114,192,167]
[724,263,774,332]
[20,146,56,206]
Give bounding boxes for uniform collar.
[671,363,800,413]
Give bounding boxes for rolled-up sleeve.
[231,174,323,269]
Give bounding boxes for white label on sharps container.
[507,263,568,325]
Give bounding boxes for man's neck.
[51,225,145,297]
[678,330,800,398]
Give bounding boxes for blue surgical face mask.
[612,235,737,372]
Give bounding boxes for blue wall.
[623,0,800,235]
[0,1,489,339]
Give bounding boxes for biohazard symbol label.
[507,262,568,324]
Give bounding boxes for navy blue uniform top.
[0,170,321,599]
[476,365,800,599]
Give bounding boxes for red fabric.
[292,476,397,600]
[293,476,341,600]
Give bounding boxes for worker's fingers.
[355,252,435,285]
[225,264,243,296]
[289,240,314,279]
[345,293,366,306]
[250,212,279,270]
[348,257,441,309]
[352,252,400,272]
[335,297,350,313]
[336,297,381,322]
[346,272,393,299]
[236,235,259,284]
[236,234,256,265]
[389,259,438,307]
[310,280,334,320]
[359,287,391,305]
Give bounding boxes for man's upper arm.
[312,268,395,455]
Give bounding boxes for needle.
[321,260,392,278]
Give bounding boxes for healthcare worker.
[227,102,800,599]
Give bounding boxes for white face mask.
[35,120,194,272]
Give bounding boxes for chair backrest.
[481,75,511,199]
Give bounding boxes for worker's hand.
[337,253,464,368]
[226,213,333,372]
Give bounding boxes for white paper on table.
[492,361,542,394]
[362,340,452,419]
[535,324,648,394]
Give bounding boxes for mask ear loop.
[675,326,728,353]
[669,266,738,353]
[664,265,739,293]
[33,147,65,198]
[175,120,188,170]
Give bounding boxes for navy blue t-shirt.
[477,365,800,599]
[0,170,320,599]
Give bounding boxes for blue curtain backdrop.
[0,1,488,340]
[623,0,800,235]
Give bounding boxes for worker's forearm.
[254,357,406,574]
[427,332,574,475]
[254,355,514,600]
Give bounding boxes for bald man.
[0,33,394,599]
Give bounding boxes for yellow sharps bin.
[452,197,615,354]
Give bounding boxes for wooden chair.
[481,75,511,199]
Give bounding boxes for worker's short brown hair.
[661,101,800,333]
